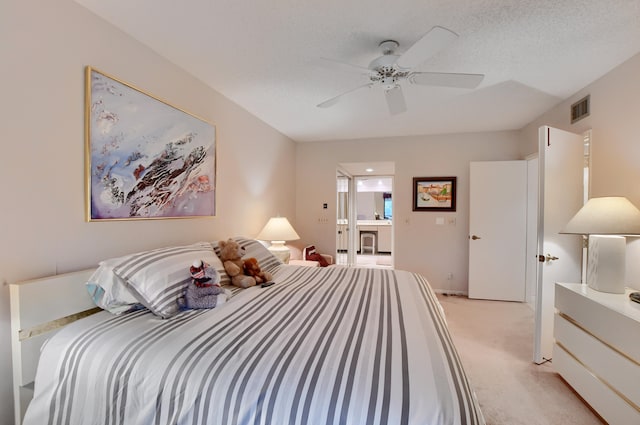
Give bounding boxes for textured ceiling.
[75,0,640,142]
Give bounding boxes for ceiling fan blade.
[385,85,407,115]
[319,57,371,75]
[317,83,373,108]
[396,26,458,69]
[409,72,484,89]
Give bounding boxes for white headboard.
[10,268,99,425]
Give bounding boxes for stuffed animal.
[243,257,272,284]
[178,260,229,309]
[304,245,330,267]
[218,239,273,288]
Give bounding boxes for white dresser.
[553,282,640,424]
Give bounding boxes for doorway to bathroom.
[336,162,394,268]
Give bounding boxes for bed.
[11,238,484,425]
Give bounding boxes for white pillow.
[87,255,140,315]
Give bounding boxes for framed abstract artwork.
[413,177,457,212]
[85,66,216,221]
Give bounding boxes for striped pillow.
[113,242,226,318]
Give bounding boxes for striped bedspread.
[24,265,484,425]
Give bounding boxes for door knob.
[538,254,559,263]
[470,235,481,240]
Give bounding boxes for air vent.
[571,95,590,124]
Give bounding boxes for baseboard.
[433,289,468,297]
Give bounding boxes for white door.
[469,161,527,301]
[533,126,584,364]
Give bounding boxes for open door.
[533,126,584,364]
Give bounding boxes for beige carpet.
[437,294,605,425]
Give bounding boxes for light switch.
[436,217,445,225]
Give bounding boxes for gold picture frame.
[85,67,216,221]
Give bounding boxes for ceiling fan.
[317,26,484,115]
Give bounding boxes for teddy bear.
[177,259,229,309]
[218,239,273,288]
[243,257,272,284]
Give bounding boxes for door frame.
[353,175,394,267]
[525,154,538,306]
[336,162,396,268]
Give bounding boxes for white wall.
[0,1,296,423]
[520,52,640,198]
[295,131,523,293]
[519,52,640,288]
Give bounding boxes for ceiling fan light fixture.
[316,25,484,114]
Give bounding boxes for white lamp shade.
[256,217,300,242]
[561,197,640,235]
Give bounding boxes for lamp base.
[587,235,626,294]
[267,241,291,264]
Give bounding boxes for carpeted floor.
[437,294,605,425]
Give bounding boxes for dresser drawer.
[553,343,640,425]
[555,283,640,361]
[554,313,640,406]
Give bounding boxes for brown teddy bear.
[218,239,273,288]
[243,257,272,285]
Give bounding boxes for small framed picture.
[413,177,457,212]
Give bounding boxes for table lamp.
[561,197,640,293]
[256,216,300,264]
